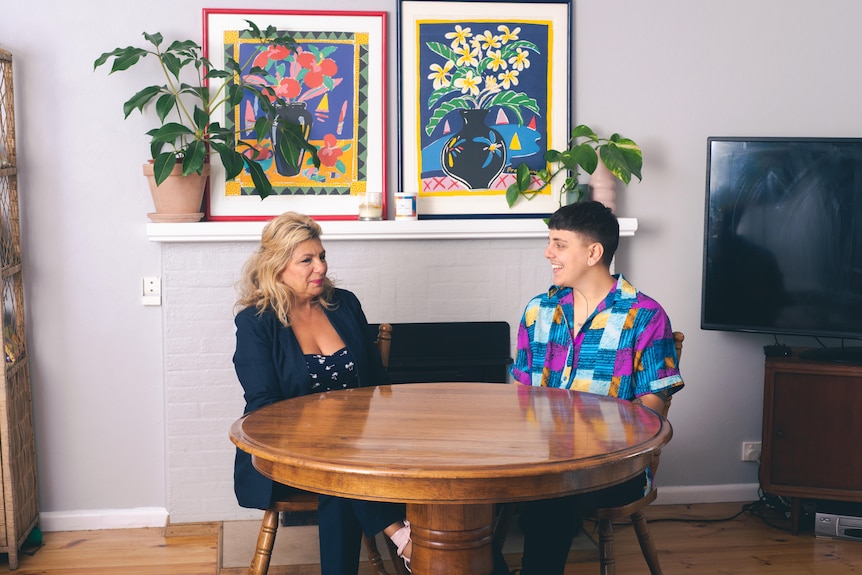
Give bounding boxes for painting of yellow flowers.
[399,0,571,218]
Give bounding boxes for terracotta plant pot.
[142,162,209,223]
[589,152,617,213]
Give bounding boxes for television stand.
[798,346,862,365]
[762,353,862,534]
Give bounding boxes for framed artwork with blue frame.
[398,0,571,219]
[203,9,387,220]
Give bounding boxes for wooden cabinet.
[0,49,39,570]
[762,353,862,534]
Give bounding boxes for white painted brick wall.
[162,237,549,522]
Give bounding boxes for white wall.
[162,237,553,522]
[1,0,859,526]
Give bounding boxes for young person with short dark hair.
[500,201,684,575]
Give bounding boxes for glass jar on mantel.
[357,190,383,220]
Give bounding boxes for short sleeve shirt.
[511,274,684,400]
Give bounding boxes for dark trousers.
[494,472,648,575]
[318,495,406,575]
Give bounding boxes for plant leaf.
[122,85,162,118]
[148,122,194,143]
[515,162,531,191]
[568,143,598,173]
[192,106,208,131]
[570,124,598,142]
[154,93,176,123]
[94,46,149,72]
[244,20,262,37]
[162,52,182,79]
[182,141,207,175]
[219,147,245,180]
[166,39,200,53]
[226,83,243,107]
[249,116,271,142]
[205,69,232,80]
[598,141,643,184]
[245,159,272,199]
[142,32,163,47]
[506,183,520,207]
[152,152,177,186]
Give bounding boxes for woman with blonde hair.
[233,212,411,573]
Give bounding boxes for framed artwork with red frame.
[203,9,387,221]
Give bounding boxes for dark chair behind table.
[247,323,409,575]
[492,331,685,575]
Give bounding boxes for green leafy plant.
[94,22,319,199]
[505,124,643,207]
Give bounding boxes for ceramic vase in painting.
[440,109,507,189]
[271,102,313,177]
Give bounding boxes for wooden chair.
[492,331,685,575]
[247,323,408,575]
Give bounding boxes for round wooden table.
[230,382,672,575]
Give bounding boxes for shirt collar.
[546,273,633,301]
[546,284,572,298]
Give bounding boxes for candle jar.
[394,191,417,220]
[357,191,383,220]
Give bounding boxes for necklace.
[573,287,590,331]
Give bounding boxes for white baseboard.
[39,507,169,532]
[36,484,760,532]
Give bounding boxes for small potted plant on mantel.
[505,124,643,212]
[95,22,319,222]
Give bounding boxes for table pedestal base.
[407,503,495,575]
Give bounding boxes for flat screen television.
[702,137,862,364]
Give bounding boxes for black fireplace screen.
[370,321,512,384]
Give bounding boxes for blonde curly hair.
[235,212,336,326]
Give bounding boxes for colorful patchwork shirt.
[510,274,684,400]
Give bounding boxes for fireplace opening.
[371,321,512,384]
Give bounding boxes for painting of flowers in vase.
[204,10,386,220]
[400,1,571,218]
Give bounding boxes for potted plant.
[94,22,319,221]
[505,124,643,211]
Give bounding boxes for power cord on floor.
[590,489,797,533]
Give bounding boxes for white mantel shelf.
[147,217,638,242]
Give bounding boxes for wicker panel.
[0,48,38,570]
[0,49,14,168]
[0,50,17,168]
[0,358,38,545]
[2,268,26,362]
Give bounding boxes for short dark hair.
[547,201,619,267]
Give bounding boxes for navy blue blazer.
[232,288,390,509]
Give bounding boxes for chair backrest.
[649,330,684,473]
[659,331,685,418]
[375,323,393,369]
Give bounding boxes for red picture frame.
[203,9,387,221]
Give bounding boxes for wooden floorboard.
[4,502,862,574]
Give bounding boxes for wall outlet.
[742,441,762,462]
[142,276,161,306]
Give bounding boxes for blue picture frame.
[398,0,572,219]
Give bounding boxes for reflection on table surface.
[231,382,671,575]
[233,382,669,503]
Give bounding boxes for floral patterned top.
[305,347,359,393]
